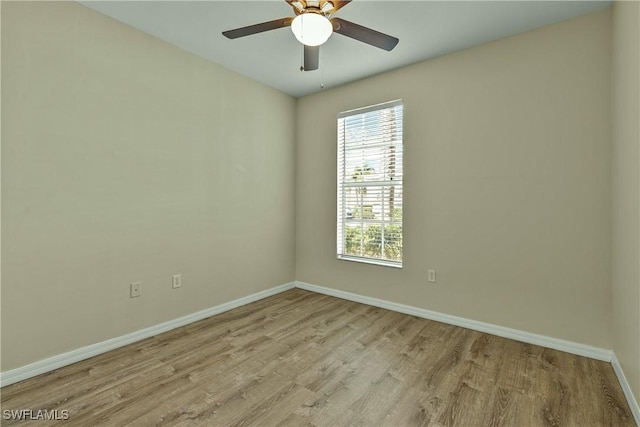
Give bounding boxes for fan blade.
[304,45,319,71]
[223,17,293,39]
[331,17,399,51]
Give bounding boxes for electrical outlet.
[130,282,142,298]
[172,274,182,289]
[428,270,436,283]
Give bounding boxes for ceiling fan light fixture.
[291,13,333,46]
[321,1,334,13]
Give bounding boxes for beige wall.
[612,0,640,404]
[296,10,612,348]
[1,1,296,371]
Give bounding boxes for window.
[337,100,403,267]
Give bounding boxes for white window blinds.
[337,100,403,267]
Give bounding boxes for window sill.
[337,255,402,269]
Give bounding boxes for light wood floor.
[1,289,634,426]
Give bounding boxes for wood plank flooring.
[1,289,635,426]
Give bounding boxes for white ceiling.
[79,0,610,97]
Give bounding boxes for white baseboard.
[612,353,640,425]
[2,277,631,418]
[0,282,296,388]
[296,281,640,419]
[294,281,613,362]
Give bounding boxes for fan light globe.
[291,13,333,46]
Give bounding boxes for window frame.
[336,99,404,268]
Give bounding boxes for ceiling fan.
[222,0,399,71]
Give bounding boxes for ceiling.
[79,0,610,98]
